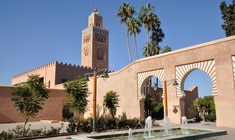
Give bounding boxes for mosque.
[12,6,109,87]
[0,6,199,124]
[2,6,235,128]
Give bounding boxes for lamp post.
[92,71,97,133]
[84,69,109,133]
[163,80,168,117]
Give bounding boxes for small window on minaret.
[97,49,104,60]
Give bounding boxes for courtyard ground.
[0,120,234,139]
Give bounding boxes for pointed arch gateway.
[137,69,165,100]
[137,59,217,99]
[175,59,217,97]
[137,59,218,120]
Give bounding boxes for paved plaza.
[0,120,235,139]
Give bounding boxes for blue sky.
[0,0,231,97]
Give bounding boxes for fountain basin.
[71,127,227,140]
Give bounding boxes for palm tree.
[143,41,161,57]
[151,20,165,47]
[117,3,136,63]
[139,3,155,45]
[128,17,141,59]
[139,3,163,58]
[161,45,172,53]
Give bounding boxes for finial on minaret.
[94,5,97,12]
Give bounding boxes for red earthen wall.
[0,86,66,123]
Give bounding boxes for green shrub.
[0,124,62,139]
[11,124,31,138]
[97,115,106,131]
[45,127,61,136]
[62,103,74,120]
[78,118,92,133]
[207,112,216,122]
[117,112,128,129]
[66,119,77,133]
[28,128,43,137]
[0,131,13,140]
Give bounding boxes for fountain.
[181,116,188,125]
[181,116,190,135]
[73,127,227,140]
[71,116,227,140]
[128,128,132,140]
[164,116,171,135]
[144,116,153,138]
[134,121,143,129]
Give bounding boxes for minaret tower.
[81,6,109,69]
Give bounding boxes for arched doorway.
[181,69,215,122]
[139,75,164,120]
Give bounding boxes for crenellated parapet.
[55,61,105,72]
[12,60,112,87]
[12,61,104,78]
[12,61,57,78]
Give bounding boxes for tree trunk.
[126,26,132,62]
[134,34,139,59]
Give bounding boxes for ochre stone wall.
[12,62,57,87]
[4,36,235,128]
[83,36,235,128]
[12,61,96,88]
[0,86,65,123]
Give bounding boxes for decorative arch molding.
[137,69,165,100]
[232,56,235,87]
[175,59,217,97]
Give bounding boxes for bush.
[97,115,106,131]
[117,113,128,129]
[0,124,62,139]
[11,124,31,138]
[66,119,77,133]
[45,127,61,136]
[62,103,74,120]
[78,118,92,133]
[207,112,216,122]
[66,117,92,133]
[0,131,13,140]
[66,112,145,133]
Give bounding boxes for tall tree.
[143,41,161,57]
[151,20,165,47]
[128,17,142,59]
[103,90,120,119]
[117,3,136,63]
[12,74,49,134]
[139,3,155,45]
[220,1,235,36]
[192,96,216,122]
[139,3,164,57]
[63,76,89,117]
[161,45,172,53]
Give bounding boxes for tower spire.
[94,5,97,12]
[81,6,109,69]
